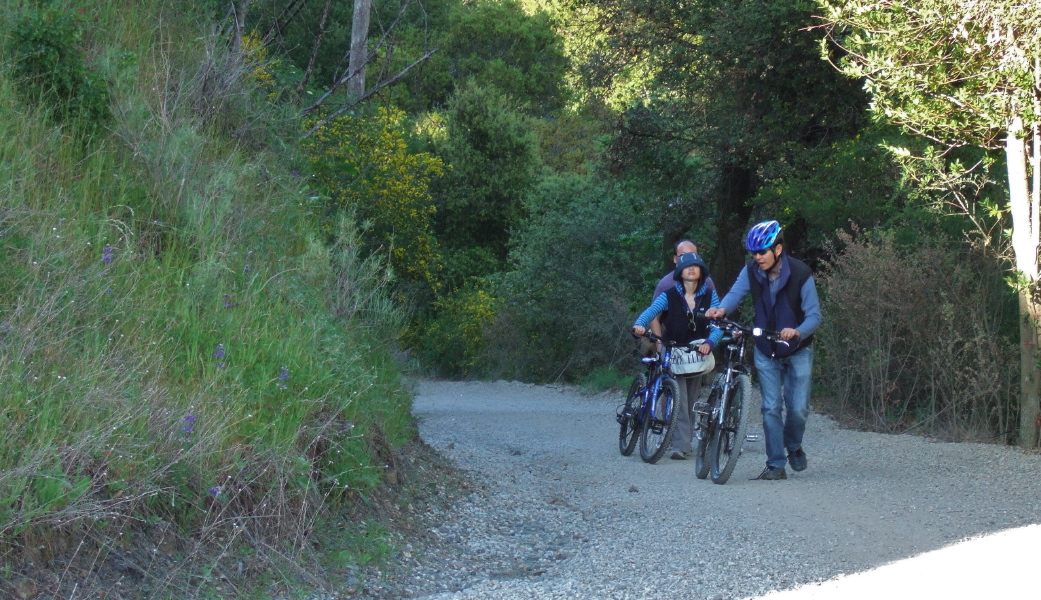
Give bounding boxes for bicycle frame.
[638,345,677,432]
[710,328,751,429]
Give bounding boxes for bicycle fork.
[694,376,725,441]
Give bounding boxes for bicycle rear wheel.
[694,385,721,479]
[710,373,754,484]
[618,374,646,456]
[639,378,679,464]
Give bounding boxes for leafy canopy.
[819,0,1041,148]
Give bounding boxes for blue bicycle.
[616,332,686,464]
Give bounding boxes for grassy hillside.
[0,0,417,595]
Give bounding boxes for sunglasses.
[751,247,775,257]
[688,310,704,329]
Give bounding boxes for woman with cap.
[632,252,723,460]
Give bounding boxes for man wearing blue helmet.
[705,220,822,480]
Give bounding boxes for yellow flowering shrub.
[304,107,444,290]
[417,283,497,377]
[241,30,276,87]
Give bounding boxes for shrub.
[815,231,1018,441]
[304,106,445,295]
[417,282,498,378]
[7,6,110,128]
[487,172,653,381]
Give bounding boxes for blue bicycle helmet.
[745,220,782,252]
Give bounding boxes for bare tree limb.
[300,49,436,139]
[263,0,310,46]
[296,0,333,104]
[304,0,415,115]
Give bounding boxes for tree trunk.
[1007,117,1041,447]
[712,165,756,291]
[347,0,373,100]
[231,0,253,57]
[1017,292,1041,447]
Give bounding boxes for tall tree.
[347,0,372,99]
[564,0,868,284]
[819,0,1041,446]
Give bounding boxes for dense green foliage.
[816,232,1018,440]
[7,5,110,127]
[0,0,1029,591]
[819,0,1038,444]
[0,0,417,593]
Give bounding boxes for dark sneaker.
[754,466,787,480]
[788,448,808,472]
[669,450,690,460]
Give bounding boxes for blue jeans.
[754,345,814,468]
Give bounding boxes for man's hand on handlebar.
[704,307,726,320]
[779,328,800,341]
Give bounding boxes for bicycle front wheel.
[639,378,679,464]
[618,374,646,456]
[710,373,754,484]
[694,385,720,480]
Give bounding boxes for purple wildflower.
[213,344,226,359]
[209,486,220,497]
[223,294,232,309]
[277,366,289,389]
[101,245,113,265]
[183,414,196,434]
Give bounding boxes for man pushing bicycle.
[705,220,822,481]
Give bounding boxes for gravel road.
[396,379,1041,599]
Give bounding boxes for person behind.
[632,253,723,460]
[653,239,717,300]
[639,239,717,357]
[704,220,822,480]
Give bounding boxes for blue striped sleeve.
[634,293,670,328]
[706,289,723,349]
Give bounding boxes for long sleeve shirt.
[718,263,822,340]
[636,283,724,349]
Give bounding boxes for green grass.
[0,0,417,593]
[578,365,633,395]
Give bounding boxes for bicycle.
[693,318,786,484]
[617,353,659,457]
[615,331,690,464]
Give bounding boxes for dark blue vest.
[747,255,813,358]
[661,285,712,346]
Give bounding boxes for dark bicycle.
[693,318,786,484]
[616,332,692,464]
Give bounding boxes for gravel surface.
[395,379,1041,600]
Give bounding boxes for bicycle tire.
[639,378,679,464]
[618,374,646,456]
[694,384,721,479]
[710,373,754,484]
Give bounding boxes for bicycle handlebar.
[633,319,792,348]
[638,330,702,350]
[712,318,790,347]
